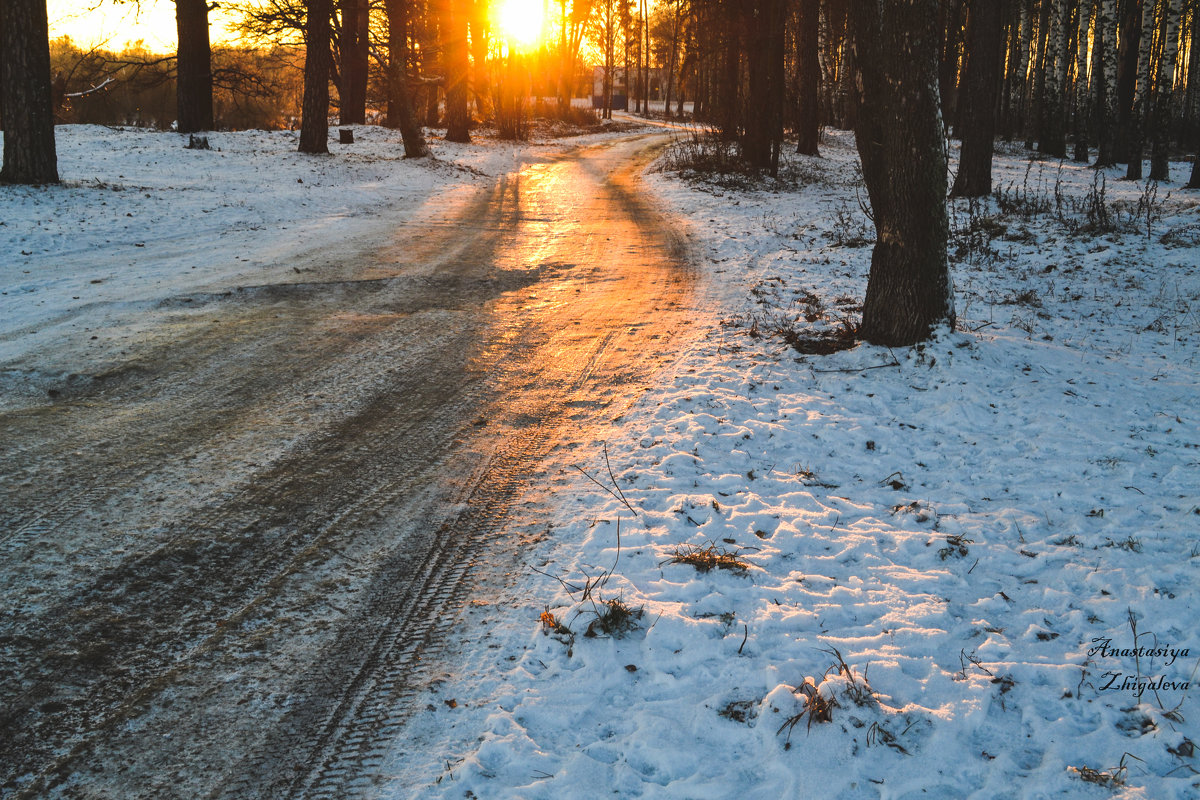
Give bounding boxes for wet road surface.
[0,133,706,799]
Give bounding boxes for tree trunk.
[1072,0,1094,161]
[1115,0,1142,161]
[717,0,740,139]
[1039,0,1069,157]
[641,0,650,114]
[951,0,1003,197]
[1183,3,1200,147]
[817,0,834,124]
[175,0,214,132]
[1009,0,1033,139]
[663,0,677,118]
[339,0,369,124]
[796,0,820,155]
[1095,0,1119,165]
[939,0,966,127]
[423,6,442,126]
[1126,0,1156,179]
[470,0,493,122]
[603,0,615,119]
[852,0,954,345]
[1149,0,1181,180]
[385,0,408,127]
[0,0,59,183]
[635,0,644,113]
[837,27,857,130]
[1025,0,1053,147]
[443,0,471,141]
[743,0,785,174]
[384,0,429,156]
[299,0,334,153]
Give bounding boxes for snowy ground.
[0,122,635,405]
[376,132,1200,799]
[4,125,1199,799]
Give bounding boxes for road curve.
[0,133,705,799]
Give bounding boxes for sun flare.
[495,0,544,48]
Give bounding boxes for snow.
[4,125,1199,798]
[374,132,1200,798]
[0,123,616,407]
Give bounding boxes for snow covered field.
[3,125,1198,798]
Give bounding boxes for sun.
[495,0,544,48]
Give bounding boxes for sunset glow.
[495,0,544,48]
[46,0,239,50]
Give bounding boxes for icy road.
[0,133,704,799]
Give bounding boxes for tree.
[1126,0,1156,179]
[299,0,333,153]
[338,0,369,124]
[176,0,215,131]
[658,0,684,118]
[951,0,1004,197]
[598,0,619,118]
[1094,0,1119,165]
[1072,0,1095,162]
[383,0,429,156]
[742,0,785,173]
[441,0,471,141]
[470,0,493,121]
[554,0,594,112]
[1149,0,1182,180]
[851,0,954,345]
[1,0,60,183]
[795,0,820,155]
[1038,0,1069,158]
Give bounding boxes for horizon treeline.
[28,0,1200,182]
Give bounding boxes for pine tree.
[443,0,471,142]
[795,0,820,155]
[299,0,334,153]
[0,0,60,183]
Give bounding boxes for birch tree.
[1073,0,1095,161]
[1095,0,1120,164]
[1127,0,1158,179]
[1150,0,1182,179]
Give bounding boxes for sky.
[46,0,241,51]
[47,0,564,55]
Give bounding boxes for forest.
[3,0,1200,343]
[3,3,1200,796]
[2,0,1198,181]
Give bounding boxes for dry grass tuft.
[777,677,836,746]
[1068,753,1142,789]
[583,597,643,638]
[664,542,751,575]
[539,609,571,637]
